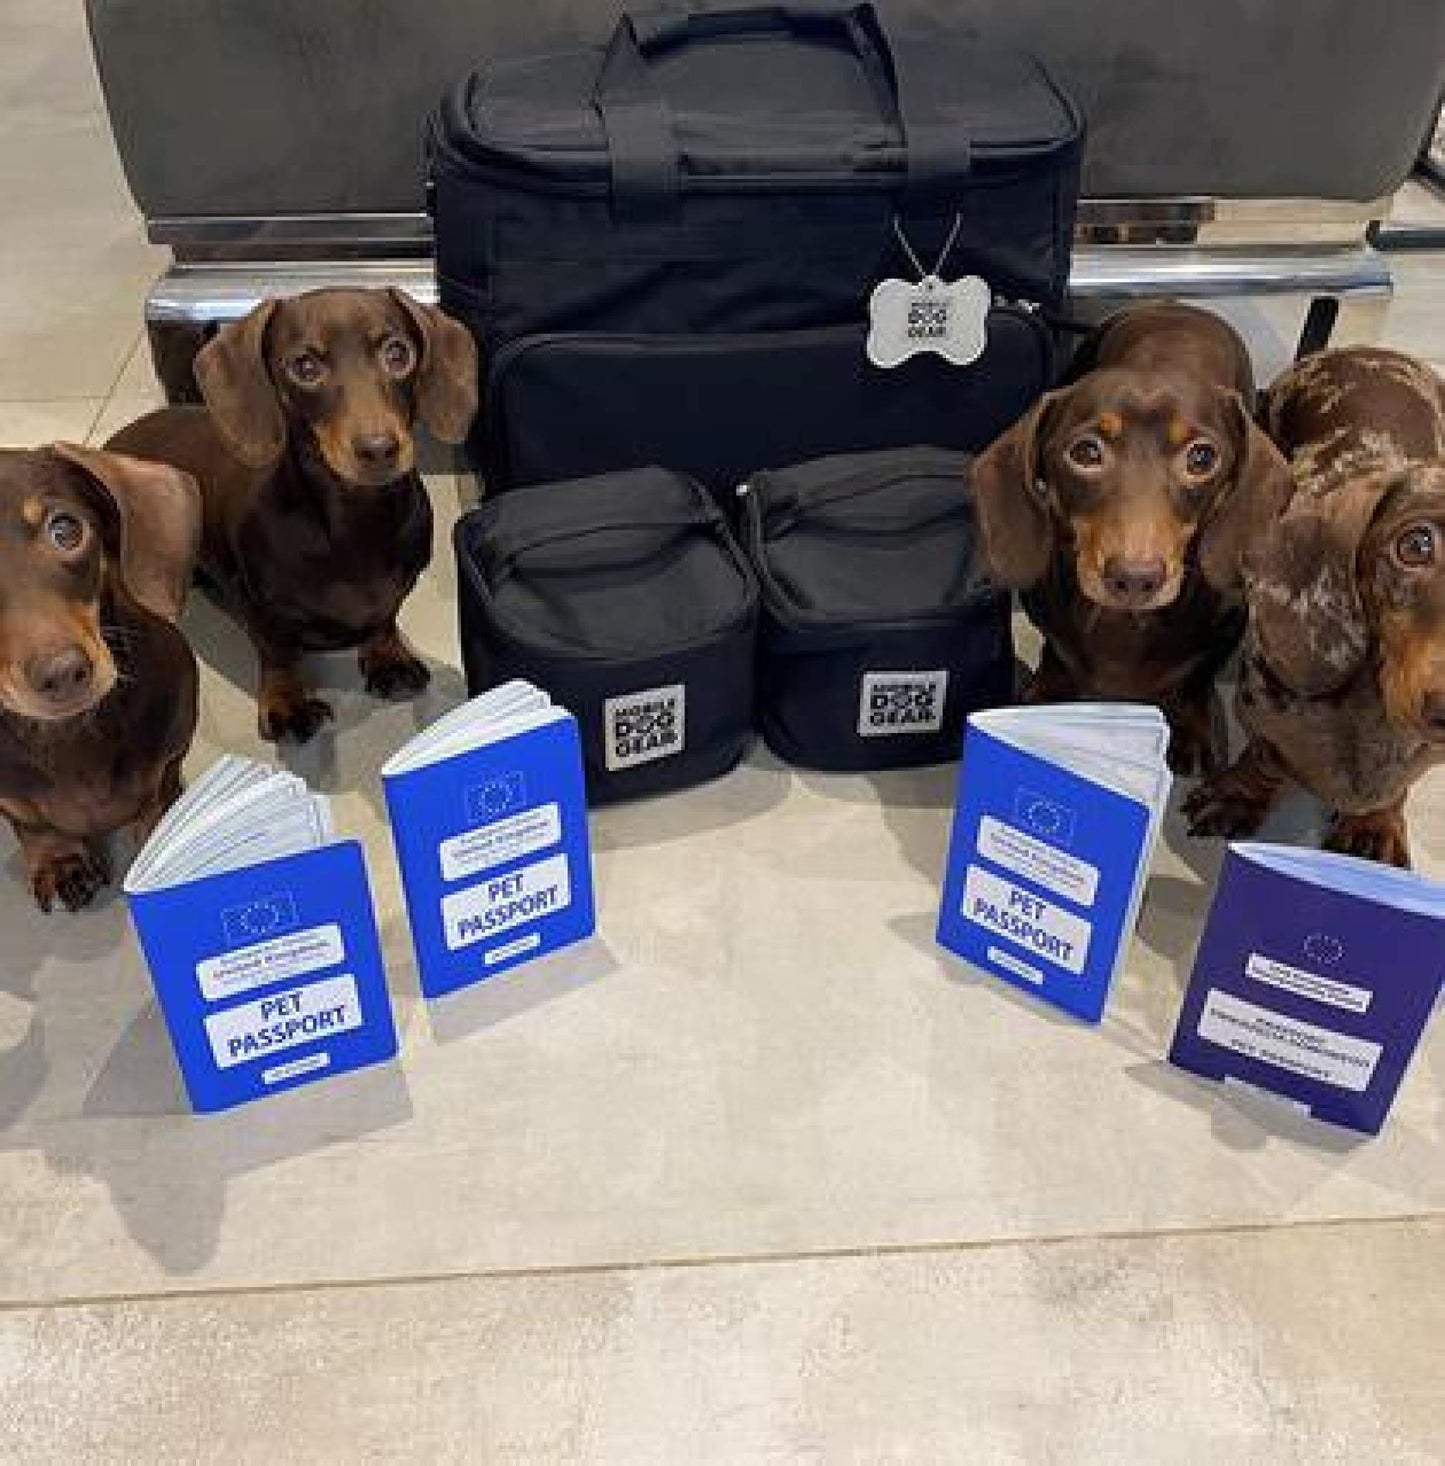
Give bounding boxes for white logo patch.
[858,671,948,737]
[604,684,686,771]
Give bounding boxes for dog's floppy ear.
[1245,470,1398,697]
[194,298,284,468]
[970,392,1059,589]
[1197,391,1295,592]
[389,290,479,444]
[52,443,202,624]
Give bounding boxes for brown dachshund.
[1185,347,1445,867]
[109,288,478,743]
[0,444,201,910]
[973,301,1293,773]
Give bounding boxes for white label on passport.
[439,802,561,883]
[604,684,686,771]
[858,671,948,736]
[1198,989,1381,1092]
[204,974,363,1070]
[196,923,345,1003]
[977,815,1099,908]
[962,864,1091,975]
[1244,953,1371,1013]
[441,852,571,951]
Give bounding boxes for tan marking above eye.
[1097,411,1123,440]
[1167,417,1193,448]
[20,497,45,530]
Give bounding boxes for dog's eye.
[288,352,325,387]
[46,511,85,552]
[1066,436,1105,471]
[1396,523,1438,567]
[380,337,415,375]
[1183,440,1219,477]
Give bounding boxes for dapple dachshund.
[1185,347,1445,867]
[109,288,478,743]
[972,301,1293,773]
[0,444,201,910]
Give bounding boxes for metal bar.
[1068,245,1391,299]
[149,213,434,251]
[147,261,439,324]
[145,244,1392,328]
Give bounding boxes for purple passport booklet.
[1169,843,1445,1134]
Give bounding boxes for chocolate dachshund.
[109,288,478,743]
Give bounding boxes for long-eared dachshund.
[972,301,1293,773]
[1185,347,1445,866]
[108,288,478,743]
[0,444,201,909]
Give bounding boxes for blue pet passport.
[936,704,1172,1022]
[1170,844,1445,1134]
[125,757,398,1113]
[382,681,596,999]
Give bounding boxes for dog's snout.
[1103,556,1169,604]
[353,431,401,474]
[27,646,93,706]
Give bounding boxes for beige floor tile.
[1388,178,1445,230]
[1368,253,1445,362]
[0,7,161,401]
[86,333,163,445]
[1,1218,1441,1464]
[0,399,103,446]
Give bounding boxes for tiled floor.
[0,7,1443,1462]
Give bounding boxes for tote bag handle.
[592,2,967,223]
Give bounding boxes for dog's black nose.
[1103,556,1168,602]
[353,431,402,474]
[28,647,93,705]
[1423,690,1445,734]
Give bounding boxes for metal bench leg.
[1294,296,1340,359]
[1293,287,1393,360]
[146,320,210,405]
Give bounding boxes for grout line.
[0,1209,1440,1317]
[81,327,146,443]
[0,395,107,406]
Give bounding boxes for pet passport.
[382,681,596,999]
[936,705,1173,1023]
[1169,843,1444,1134]
[125,758,398,1113]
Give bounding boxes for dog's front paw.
[1324,811,1412,869]
[1182,776,1269,839]
[1167,722,1223,779]
[360,642,430,701]
[1165,694,1226,778]
[30,848,110,913]
[258,687,335,744]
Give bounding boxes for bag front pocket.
[483,309,1052,496]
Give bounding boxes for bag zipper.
[456,526,760,665]
[486,307,1051,488]
[487,305,1049,417]
[738,471,1005,636]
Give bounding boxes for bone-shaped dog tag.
[866,273,991,369]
